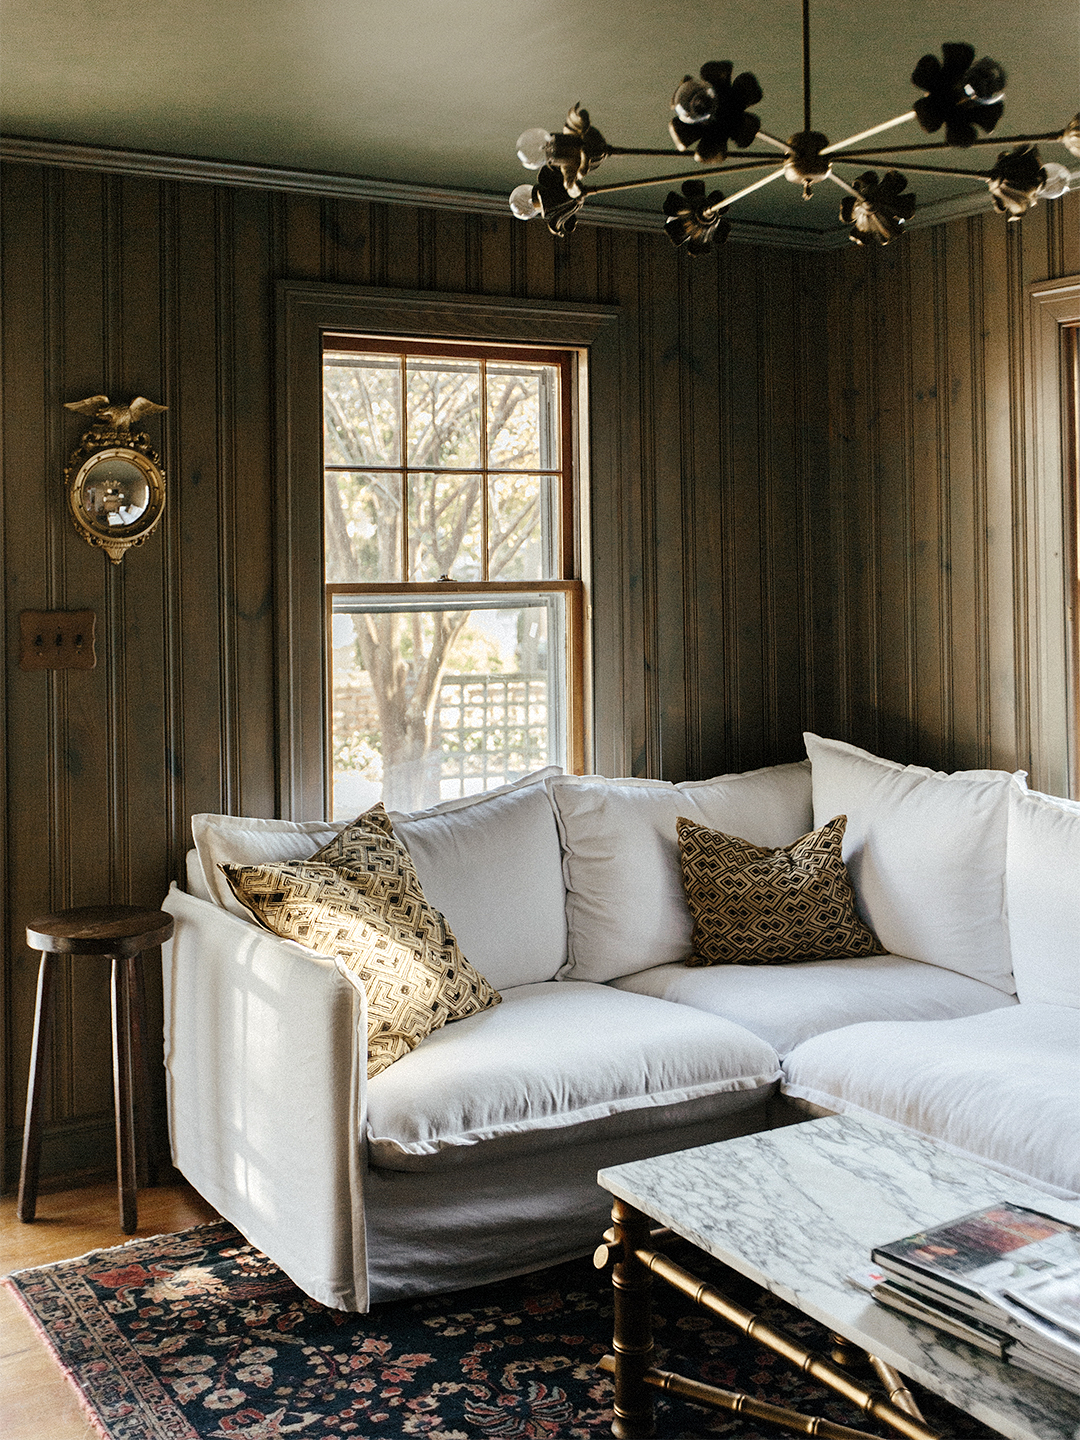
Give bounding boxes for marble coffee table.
[597,1112,1080,1440]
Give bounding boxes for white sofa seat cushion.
[610,956,1017,1056]
[1006,782,1080,1007]
[782,1005,1080,1197]
[366,981,781,1172]
[388,771,567,990]
[548,761,813,983]
[803,733,1015,993]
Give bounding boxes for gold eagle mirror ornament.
[64,395,167,564]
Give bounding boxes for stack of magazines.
[866,1202,1080,1394]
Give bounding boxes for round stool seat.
[19,904,174,1233]
[27,905,173,957]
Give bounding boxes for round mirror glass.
[78,456,152,529]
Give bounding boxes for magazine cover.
[872,1203,1080,1296]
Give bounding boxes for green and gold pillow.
[222,806,499,1079]
[677,813,880,966]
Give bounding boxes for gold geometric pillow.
[222,807,499,1079]
[677,813,881,966]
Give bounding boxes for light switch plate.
[20,610,97,670]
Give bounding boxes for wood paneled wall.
[1,161,832,1185]
[2,159,1075,1185]
[820,194,1079,787]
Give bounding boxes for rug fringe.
[3,1277,114,1440]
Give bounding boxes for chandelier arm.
[847,161,993,180]
[756,131,792,151]
[707,165,788,211]
[821,112,918,155]
[583,159,786,197]
[825,172,862,199]
[835,132,1064,159]
[606,146,698,157]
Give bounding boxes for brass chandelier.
[508,0,1080,250]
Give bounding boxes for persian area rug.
[6,1219,994,1440]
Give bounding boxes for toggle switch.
[19,610,97,670]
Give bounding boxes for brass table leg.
[610,1199,655,1439]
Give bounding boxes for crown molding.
[4,133,1070,254]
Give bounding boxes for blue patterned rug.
[7,1219,994,1438]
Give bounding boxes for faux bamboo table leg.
[610,1198,656,1439]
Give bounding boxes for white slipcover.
[1006,782,1080,1008]
[548,761,813,983]
[803,733,1015,993]
[610,954,1016,1055]
[388,773,567,989]
[783,1004,1080,1197]
[365,981,780,1170]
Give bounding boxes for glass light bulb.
[516,128,552,169]
[672,76,715,125]
[509,184,541,220]
[1037,162,1072,200]
[962,57,1006,105]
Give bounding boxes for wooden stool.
[18,905,174,1233]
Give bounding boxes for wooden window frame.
[1027,277,1080,798]
[276,282,627,820]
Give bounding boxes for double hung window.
[323,337,583,816]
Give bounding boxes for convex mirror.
[64,395,167,564]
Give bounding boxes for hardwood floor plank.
[0,1179,219,1440]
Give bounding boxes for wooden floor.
[0,1178,219,1440]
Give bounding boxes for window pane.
[331,593,565,816]
[323,354,401,466]
[487,362,560,470]
[489,473,558,580]
[408,472,482,581]
[325,471,403,582]
[406,360,480,467]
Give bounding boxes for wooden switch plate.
[20,610,97,670]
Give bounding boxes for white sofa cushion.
[388,770,567,990]
[548,761,813,982]
[782,1005,1080,1197]
[611,955,1017,1056]
[365,980,781,1171]
[192,813,345,916]
[1006,782,1080,1007]
[803,734,1015,993]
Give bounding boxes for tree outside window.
[323,340,580,814]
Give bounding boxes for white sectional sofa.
[161,734,1080,1312]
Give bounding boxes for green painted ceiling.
[2,0,1077,240]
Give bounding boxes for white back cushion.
[388,771,567,990]
[804,733,1015,993]
[1007,782,1080,1007]
[548,761,813,983]
[191,814,345,916]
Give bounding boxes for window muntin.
[323,338,579,817]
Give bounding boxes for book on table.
[868,1203,1080,1393]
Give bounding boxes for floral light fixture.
[508,1,1080,250]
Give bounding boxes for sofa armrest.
[161,884,370,1310]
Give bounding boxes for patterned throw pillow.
[677,813,880,966]
[222,806,499,1079]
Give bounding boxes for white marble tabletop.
[598,1113,1080,1440]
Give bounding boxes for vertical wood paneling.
[823,190,1080,779]
[5,150,1074,1186]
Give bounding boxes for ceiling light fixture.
[509,0,1080,250]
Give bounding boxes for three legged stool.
[18,905,174,1233]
